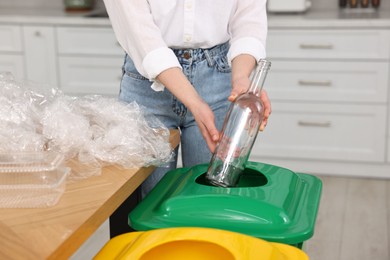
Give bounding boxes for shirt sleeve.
[103,0,181,81]
[227,0,268,63]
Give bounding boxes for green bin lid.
[129,162,322,245]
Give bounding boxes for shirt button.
[184,35,192,42]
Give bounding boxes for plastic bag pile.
[0,72,173,179]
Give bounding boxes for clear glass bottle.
[205,59,271,187]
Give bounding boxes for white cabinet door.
[0,25,24,78]
[267,29,390,60]
[0,54,25,78]
[58,56,123,96]
[0,25,22,52]
[23,26,58,87]
[250,102,387,163]
[266,60,389,103]
[57,26,124,96]
[388,113,390,163]
[57,27,124,56]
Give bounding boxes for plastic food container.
[0,152,70,208]
[0,152,65,172]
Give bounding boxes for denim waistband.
[172,42,229,64]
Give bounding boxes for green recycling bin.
[128,162,322,249]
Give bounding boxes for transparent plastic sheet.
[0,73,48,152]
[0,73,174,181]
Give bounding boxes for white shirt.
[104,0,267,90]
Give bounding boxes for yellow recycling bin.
[94,227,309,260]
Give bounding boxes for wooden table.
[0,130,180,260]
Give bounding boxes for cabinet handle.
[34,31,42,37]
[299,43,333,49]
[298,121,331,127]
[298,80,332,87]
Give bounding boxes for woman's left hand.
[229,77,271,132]
[230,55,272,131]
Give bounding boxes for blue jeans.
[119,42,231,198]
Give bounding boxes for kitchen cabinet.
[57,26,124,96]
[266,29,390,60]
[388,120,390,163]
[58,56,122,96]
[250,28,390,178]
[0,25,24,78]
[23,26,58,88]
[255,102,387,162]
[0,25,58,86]
[0,22,123,96]
[263,60,389,103]
[0,55,24,79]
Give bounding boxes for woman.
[103,0,271,197]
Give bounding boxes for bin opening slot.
[195,168,268,188]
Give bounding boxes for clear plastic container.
[206,60,271,187]
[0,151,65,173]
[0,168,70,208]
[0,151,70,208]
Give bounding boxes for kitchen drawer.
[0,54,25,78]
[266,60,389,103]
[267,29,390,60]
[0,25,22,52]
[23,26,58,87]
[251,102,387,163]
[57,27,124,56]
[58,56,123,96]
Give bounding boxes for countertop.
[268,10,390,28]
[1,7,390,28]
[0,7,112,26]
[0,130,180,260]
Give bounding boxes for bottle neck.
[247,59,271,96]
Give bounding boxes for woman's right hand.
[156,67,220,152]
[189,100,220,153]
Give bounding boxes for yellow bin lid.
[94,227,309,260]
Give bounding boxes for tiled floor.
[304,175,390,260]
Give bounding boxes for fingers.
[191,101,220,153]
[228,93,238,102]
[259,90,271,132]
[259,119,268,132]
[201,124,219,153]
[198,120,219,153]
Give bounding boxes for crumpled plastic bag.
[0,72,173,180]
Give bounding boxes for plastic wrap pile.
[0,73,173,180]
